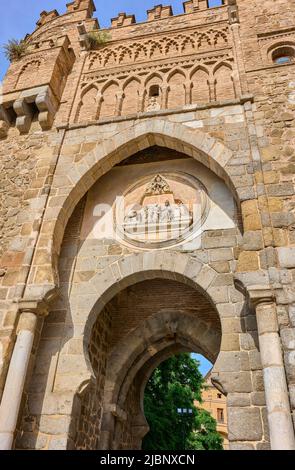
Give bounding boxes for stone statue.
[147,96,160,112]
[159,200,173,222]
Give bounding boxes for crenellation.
[37,10,60,27]
[111,13,136,28]
[147,4,173,21]
[66,0,96,17]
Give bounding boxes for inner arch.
[76,278,222,450]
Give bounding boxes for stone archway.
[74,275,223,450]
[21,119,239,302]
[32,250,268,451]
[100,308,221,450]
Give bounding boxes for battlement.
[33,1,230,34]
[37,10,59,27]
[147,4,173,21]
[66,0,96,16]
[111,13,136,28]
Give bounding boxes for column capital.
[18,299,49,317]
[247,286,275,308]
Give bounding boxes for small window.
[149,84,160,98]
[217,408,224,423]
[272,47,295,65]
[207,0,224,8]
[217,393,222,399]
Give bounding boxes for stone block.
[277,247,295,268]
[242,231,264,251]
[256,442,271,450]
[230,442,254,450]
[217,372,253,393]
[252,370,264,392]
[220,333,240,351]
[281,328,295,351]
[251,391,266,406]
[249,350,262,371]
[289,384,295,409]
[237,251,260,272]
[209,248,233,262]
[284,351,295,382]
[216,351,250,372]
[227,393,251,407]
[228,408,263,441]
[48,435,69,450]
[195,265,216,290]
[39,415,72,435]
[16,432,48,450]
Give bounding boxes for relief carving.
[115,173,209,249]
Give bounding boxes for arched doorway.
[75,278,222,450]
[13,133,270,451]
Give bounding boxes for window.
[217,393,222,399]
[217,408,224,423]
[272,46,295,65]
[149,84,160,98]
[207,0,224,8]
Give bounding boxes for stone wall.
[75,305,111,450]
[0,0,295,450]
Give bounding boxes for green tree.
[142,353,223,450]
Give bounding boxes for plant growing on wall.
[84,31,111,51]
[3,39,28,62]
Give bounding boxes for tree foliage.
[142,353,223,450]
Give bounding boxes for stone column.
[250,290,295,450]
[115,91,124,116]
[161,86,169,109]
[184,81,192,105]
[0,302,46,450]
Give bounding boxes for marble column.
[250,290,295,450]
[0,302,46,450]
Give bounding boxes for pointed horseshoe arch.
[24,119,239,299]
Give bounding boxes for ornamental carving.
[114,172,209,249]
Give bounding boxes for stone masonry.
[0,0,295,450]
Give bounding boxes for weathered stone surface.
[228,408,263,441]
[277,248,295,268]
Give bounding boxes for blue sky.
[0,0,222,80]
[191,353,212,376]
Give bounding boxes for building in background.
[197,371,229,450]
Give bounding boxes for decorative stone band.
[0,299,49,450]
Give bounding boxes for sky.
[0,0,222,80]
[191,353,212,376]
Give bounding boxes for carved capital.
[247,286,275,309]
[18,299,49,317]
[228,4,239,24]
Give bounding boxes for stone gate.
[0,0,295,450]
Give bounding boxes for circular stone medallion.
[114,172,210,249]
